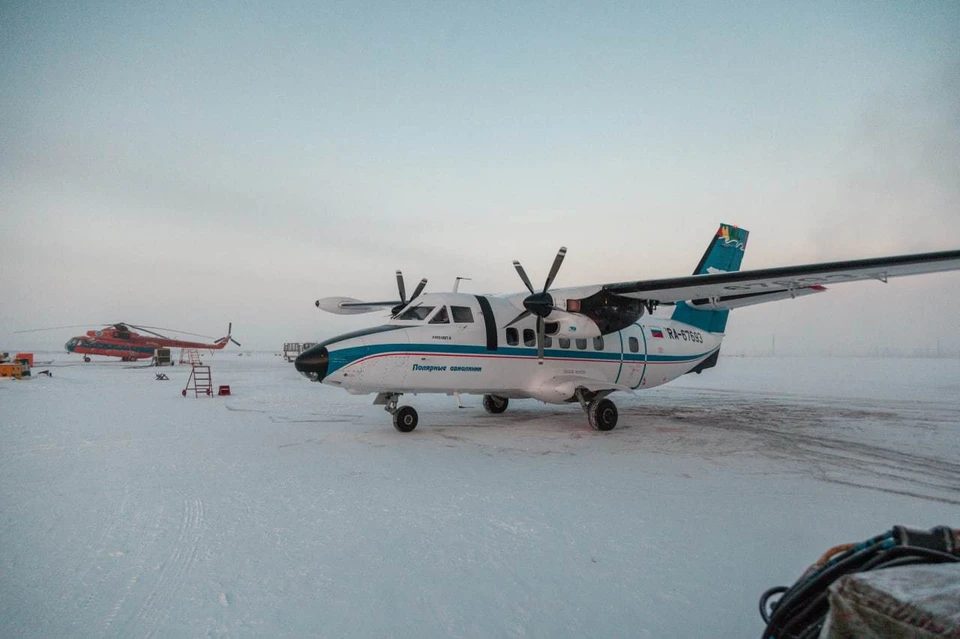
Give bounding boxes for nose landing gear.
[377,393,419,432]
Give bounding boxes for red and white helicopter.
[298,224,960,432]
[15,322,240,362]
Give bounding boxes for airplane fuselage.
[298,292,722,403]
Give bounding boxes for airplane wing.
[602,249,960,306]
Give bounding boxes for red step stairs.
[182,365,213,397]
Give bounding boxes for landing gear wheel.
[482,394,509,414]
[392,406,419,433]
[588,398,618,431]
[83,356,91,363]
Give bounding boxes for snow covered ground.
[2,354,958,637]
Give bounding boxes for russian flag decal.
[651,328,664,339]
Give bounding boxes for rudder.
[671,223,749,333]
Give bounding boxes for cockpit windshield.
[396,305,435,321]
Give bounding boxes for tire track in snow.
[131,498,205,638]
[100,502,165,636]
[71,487,132,616]
[625,398,960,505]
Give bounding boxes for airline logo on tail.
[717,224,748,250]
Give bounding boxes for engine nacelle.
[545,312,602,339]
[564,289,646,334]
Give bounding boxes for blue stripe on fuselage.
[327,341,714,375]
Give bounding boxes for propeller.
[226,322,241,347]
[391,270,428,316]
[506,247,568,362]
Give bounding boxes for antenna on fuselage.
[453,277,472,293]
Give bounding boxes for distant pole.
[771,334,776,356]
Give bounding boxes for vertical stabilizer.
[671,223,749,333]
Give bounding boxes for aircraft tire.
[482,394,509,414]
[588,398,618,431]
[393,406,418,433]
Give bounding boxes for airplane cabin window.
[429,306,450,324]
[451,306,474,323]
[576,339,587,350]
[397,305,435,321]
[559,338,570,349]
[506,328,519,346]
[544,336,552,348]
[629,337,639,353]
[523,329,536,347]
[593,337,604,350]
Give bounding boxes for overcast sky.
[2,2,959,355]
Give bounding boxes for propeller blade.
[505,309,532,327]
[536,316,545,363]
[543,246,567,291]
[230,338,242,347]
[410,278,428,300]
[396,270,407,304]
[513,261,536,294]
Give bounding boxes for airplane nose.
[295,345,329,382]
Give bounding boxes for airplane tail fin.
[671,223,749,333]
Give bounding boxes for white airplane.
[298,224,960,432]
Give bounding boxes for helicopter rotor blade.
[123,324,171,339]
[13,324,98,334]
[129,325,216,340]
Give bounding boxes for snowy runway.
[2,355,958,637]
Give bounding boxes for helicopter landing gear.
[482,394,509,414]
[379,393,418,433]
[575,388,618,431]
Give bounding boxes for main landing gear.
[379,393,418,433]
[482,394,509,414]
[576,389,619,431]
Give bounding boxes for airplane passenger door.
[618,326,648,389]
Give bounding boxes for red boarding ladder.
[179,348,202,365]
[182,365,213,397]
